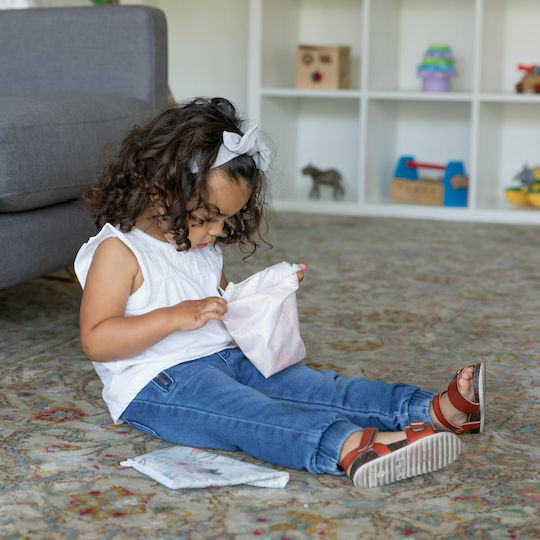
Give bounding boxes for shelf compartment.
[481,0,540,94]
[249,0,540,224]
[260,0,363,90]
[368,0,475,93]
[261,95,360,203]
[476,101,540,211]
[365,99,471,205]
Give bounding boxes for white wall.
[11,0,250,115]
[129,0,249,113]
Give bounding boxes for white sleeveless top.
[74,223,235,423]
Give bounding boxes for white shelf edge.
[260,88,361,99]
[479,93,540,104]
[259,89,540,104]
[469,0,482,211]
[358,0,371,207]
[367,90,473,102]
[272,199,540,225]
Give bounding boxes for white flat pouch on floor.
[121,445,289,489]
[221,261,307,378]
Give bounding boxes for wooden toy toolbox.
[391,155,469,207]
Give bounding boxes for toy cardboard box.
[296,45,350,90]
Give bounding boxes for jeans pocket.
[151,370,174,392]
[125,419,159,438]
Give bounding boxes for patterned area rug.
[1,212,539,539]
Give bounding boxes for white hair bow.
[191,125,271,173]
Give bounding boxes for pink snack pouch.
[222,262,306,378]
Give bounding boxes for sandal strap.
[340,427,378,473]
[405,421,435,441]
[340,422,435,473]
[432,393,464,434]
[433,393,482,434]
[432,363,483,435]
[447,370,480,415]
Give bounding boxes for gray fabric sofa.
[0,6,168,289]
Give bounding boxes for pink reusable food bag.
[222,262,306,378]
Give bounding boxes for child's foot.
[341,422,461,489]
[432,365,475,426]
[430,363,486,434]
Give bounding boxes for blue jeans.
[122,348,434,475]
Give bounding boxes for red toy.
[515,64,540,93]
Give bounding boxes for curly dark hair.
[83,97,270,254]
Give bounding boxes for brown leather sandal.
[341,421,461,489]
[432,362,486,434]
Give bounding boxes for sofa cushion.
[0,93,155,212]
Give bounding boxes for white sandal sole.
[352,431,462,489]
[477,362,486,433]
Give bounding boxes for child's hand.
[171,297,228,331]
[296,263,307,283]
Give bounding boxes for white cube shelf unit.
[247,0,540,224]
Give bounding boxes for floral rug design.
[0,213,539,539]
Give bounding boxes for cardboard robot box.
[296,45,350,90]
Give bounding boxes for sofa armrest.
[0,6,168,108]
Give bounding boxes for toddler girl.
[75,97,485,489]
